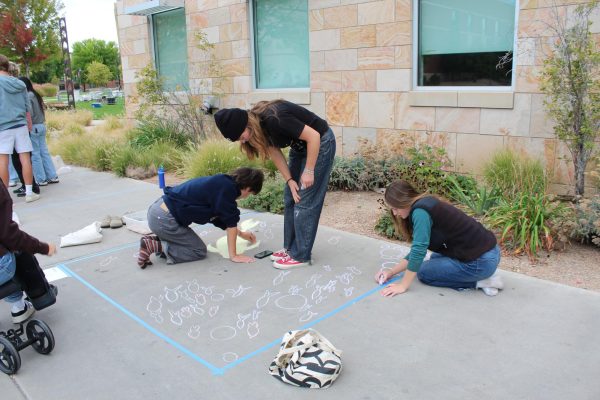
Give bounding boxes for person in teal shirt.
[375,180,503,296]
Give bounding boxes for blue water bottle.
[158,165,165,189]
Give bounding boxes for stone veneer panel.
[340,26,377,48]
[480,94,532,136]
[395,92,435,130]
[394,45,411,68]
[376,69,410,92]
[455,133,504,174]
[342,127,377,156]
[341,70,377,91]
[311,71,343,92]
[304,92,326,120]
[357,0,395,25]
[323,5,358,28]
[326,92,359,126]
[310,29,341,51]
[435,107,480,134]
[324,49,358,71]
[376,21,411,46]
[357,47,395,69]
[505,136,557,177]
[359,92,395,128]
[395,0,412,21]
[529,94,555,138]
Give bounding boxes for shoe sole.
[12,307,35,324]
[272,261,310,270]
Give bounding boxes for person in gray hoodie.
[0,54,39,202]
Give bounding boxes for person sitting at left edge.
[137,167,264,268]
[0,179,56,323]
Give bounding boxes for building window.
[251,0,309,89]
[152,8,188,90]
[416,0,516,87]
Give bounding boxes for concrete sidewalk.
[2,167,599,400]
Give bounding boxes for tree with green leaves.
[72,38,119,91]
[0,0,63,78]
[540,1,600,196]
[86,61,112,87]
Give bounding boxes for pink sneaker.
[273,256,310,270]
[270,249,289,261]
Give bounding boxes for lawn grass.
[75,97,125,119]
[44,96,125,119]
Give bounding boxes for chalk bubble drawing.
[344,287,355,297]
[222,352,239,363]
[299,310,318,323]
[274,294,308,311]
[210,326,237,341]
[323,265,332,272]
[209,305,220,318]
[236,313,251,329]
[207,219,261,258]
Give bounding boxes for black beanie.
[214,108,248,142]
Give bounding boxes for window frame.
[148,7,189,92]
[411,0,520,92]
[248,0,311,91]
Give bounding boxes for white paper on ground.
[43,267,69,282]
[60,221,103,247]
[122,210,152,235]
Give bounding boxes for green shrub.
[110,142,185,177]
[572,194,600,247]
[103,115,123,131]
[35,83,58,97]
[484,150,547,199]
[182,139,267,178]
[128,119,191,149]
[374,212,402,240]
[46,109,93,131]
[238,178,285,214]
[487,192,572,260]
[446,174,500,217]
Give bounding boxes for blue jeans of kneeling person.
[283,128,336,262]
[417,245,501,289]
[0,252,22,303]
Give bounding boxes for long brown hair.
[384,180,429,241]
[240,99,284,161]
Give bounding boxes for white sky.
[61,0,119,48]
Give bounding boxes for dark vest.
[410,196,497,261]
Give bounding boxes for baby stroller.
[0,252,57,374]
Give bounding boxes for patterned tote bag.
[268,329,342,388]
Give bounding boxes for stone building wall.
[115,0,600,195]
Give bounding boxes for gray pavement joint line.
[9,375,31,400]
[55,261,401,376]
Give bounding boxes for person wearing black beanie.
[214,100,336,270]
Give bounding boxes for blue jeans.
[417,245,501,290]
[30,123,57,182]
[284,128,336,262]
[8,157,18,182]
[0,252,22,303]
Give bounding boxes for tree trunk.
[574,155,586,196]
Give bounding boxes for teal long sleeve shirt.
[404,208,432,272]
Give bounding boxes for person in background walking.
[19,77,59,186]
[215,100,336,270]
[375,180,504,297]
